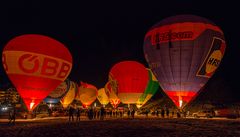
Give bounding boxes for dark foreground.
[1,117,240,137]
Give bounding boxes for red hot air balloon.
[109,61,149,104]
[143,15,226,108]
[2,34,72,111]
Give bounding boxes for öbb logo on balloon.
[2,51,71,80]
[2,34,72,111]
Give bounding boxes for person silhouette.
[100,106,105,120]
[76,108,81,121]
[68,106,74,122]
[8,106,16,124]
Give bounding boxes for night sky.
[0,1,240,99]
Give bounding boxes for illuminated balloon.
[136,69,159,108]
[104,81,120,108]
[60,81,77,108]
[76,82,97,108]
[143,15,226,108]
[97,88,109,106]
[44,79,70,104]
[109,61,149,104]
[2,34,72,111]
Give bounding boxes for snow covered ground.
[0,116,240,137]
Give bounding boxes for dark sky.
[0,0,240,95]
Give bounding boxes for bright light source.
[30,102,35,110]
[179,100,183,108]
[94,102,97,107]
[1,107,8,111]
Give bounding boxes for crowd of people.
[6,105,189,124]
[68,106,108,122]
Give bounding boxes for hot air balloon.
[143,15,226,108]
[75,82,97,108]
[60,81,78,108]
[136,69,159,108]
[109,61,149,105]
[97,88,109,107]
[44,79,70,104]
[104,81,120,108]
[2,34,72,111]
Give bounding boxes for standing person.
[127,109,131,118]
[93,109,97,119]
[88,107,94,120]
[100,106,105,120]
[76,108,81,122]
[171,110,175,118]
[156,109,159,117]
[177,110,181,118]
[120,110,123,118]
[131,109,135,119]
[68,106,74,122]
[8,106,16,124]
[166,108,170,118]
[97,110,100,119]
[145,109,149,118]
[161,108,165,118]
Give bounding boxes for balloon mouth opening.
[165,91,197,108]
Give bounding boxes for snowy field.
[0,117,240,137]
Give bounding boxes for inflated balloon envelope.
[104,81,120,108]
[2,34,72,111]
[143,15,226,108]
[109,61,149,105]
[76,82,97,108]
[60,81,77,108]
[97,88,109,106]
[44,79,71,104]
